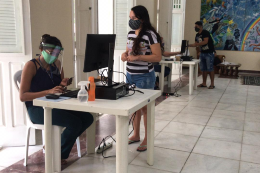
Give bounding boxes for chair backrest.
[13,70,34,126]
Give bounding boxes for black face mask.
[195,27,200,32]
[129,19,142,30]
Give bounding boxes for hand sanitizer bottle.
[77,81,90,102]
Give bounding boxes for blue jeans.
[126,70,156,89]
[27,106,94,159]
[200,53,214,72]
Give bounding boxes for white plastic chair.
[13,70,81,168]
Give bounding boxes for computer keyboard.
[60,89,80,98]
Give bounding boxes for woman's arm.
[19,61,63,102]
[121,47,129,62]
[127,43,162,62]
[163,51,181,57]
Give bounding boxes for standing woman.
[121,5,162,152]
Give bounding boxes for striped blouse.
[126,30,158,74]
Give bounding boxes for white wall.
[136,0,157,28]
[30,0,74,78]
[184,0,260,71]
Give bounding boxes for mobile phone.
[67,77,74,85]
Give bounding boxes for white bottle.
[77,81,90,103]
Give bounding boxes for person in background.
[189,21,215,89]
[121,5,162,152]
[153,37,181,89]
[19,34,94,164]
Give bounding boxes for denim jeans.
[126,70,156,89]
[200,52,214,72]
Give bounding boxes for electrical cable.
[98,112,137,158]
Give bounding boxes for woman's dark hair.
[131,5,163,55]
[39,34,62,49]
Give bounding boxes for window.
[98,0,131,50]
[171,0,185,51]
[0,0,24,53]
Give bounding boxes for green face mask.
[41,50,58,64]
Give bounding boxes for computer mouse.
[45,94,60,99]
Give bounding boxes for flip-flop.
[208,85,215,89]
[128,139,140,144]
[197,84,207,87]
[137,145,147,152]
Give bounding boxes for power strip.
[96,142,113,154]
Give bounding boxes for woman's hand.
[121,52,128,62]
[60,78,70,86]
[127,55,139,62]
[47,86,64,94]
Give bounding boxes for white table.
[33,89,161,173]
[159,59,200,95]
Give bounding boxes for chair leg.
[24,127,31,166]
[42,130,45,153]
[76,137,81,157]
[53,126,61,172]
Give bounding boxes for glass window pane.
[98,0,113,34]
[171,13,182,46]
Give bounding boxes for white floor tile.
[244,121,260,132]
[245,113,260,123]
[243,131,260,146]
[216,103,246,112]
[162,121,204,137]
[128,165,171,173]
[201,126,243,143]
[241,144,260,164]
[240,161,260,173]
[131,147,189,173]
[0,145,42,167]
[187,101,218,109]
[154,109,179,121]
[207,117,244,130]
[155,103,185,113]
[62,156,116,173]
[182,153,239,173]
[0,166,5,171]
[173,113,210,125]
[154,132,198,152]
[180,107,214,117]
[193,138,241,160]
[246,103,260,114]
[212,110,245,120]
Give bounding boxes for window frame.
[168,0,186,51]
[0,0,25,56]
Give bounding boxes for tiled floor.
[2,72,260,173]
[62,76,260,173]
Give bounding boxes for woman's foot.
[197,83,207,87]
[128,135,140,144]
[137,140,147,152]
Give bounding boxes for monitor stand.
[96,43,118,88]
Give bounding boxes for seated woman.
[19,34,94,164]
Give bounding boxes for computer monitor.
[181,40,187,54]
[83,34,116,87]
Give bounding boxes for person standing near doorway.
[121,5,162,152]
[189,21,215,89]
